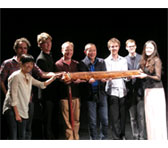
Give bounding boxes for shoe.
[122,136,126,140]
[133,136,139,140]
[139,137,145,140]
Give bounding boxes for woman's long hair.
[140,40,161,73]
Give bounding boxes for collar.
[20,70,30,80]
[42,51,52,56]
[60,57,73,65]
[12,56,19,63]
[129,53,137,58]
[83,56,98,66]
[109,55,122,61]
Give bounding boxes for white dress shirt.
[105,55,128,98]
[3,70,46,119]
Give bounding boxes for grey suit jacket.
[125,53,144,98]
[125,53,141,70]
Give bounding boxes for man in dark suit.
[78,43,108,140]
[36,32,57,139]
[125,39,146,140]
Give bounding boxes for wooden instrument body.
[61,70,141,82]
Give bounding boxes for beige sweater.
[3,70,46,119]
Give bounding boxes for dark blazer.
[36,51,56,100]
[125,53,144,100]
[36,51,56,72]
[125,53,141,71]
[78,56,107,101]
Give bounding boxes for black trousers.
[42,100,55,139]
[108,95,126,140]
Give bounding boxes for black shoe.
[133,136,139,140]
[139,137,145,140]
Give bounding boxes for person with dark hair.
[2,54,57,139]
[125,39,146,140]
[0,37,56,139]
[78,43,108,140]
[139,40,167,140]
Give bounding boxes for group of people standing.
[0,32,167,140]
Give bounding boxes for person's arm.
[73,79,87,84]
[77,60,96,83]
[32,74,57,88]
[33,63,51,78]
[13,106,22,122]
[42,71,61,79]
[33,63,57,79]
[100,59,108,82]
[10,75,22,122]
[146,58,162,81]
[0,61,9,95]
[72,62,87,84]
[122,58,129,81]
[0,81,7,95]
[44,75,57,86]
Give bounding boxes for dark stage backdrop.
[0,8,168,140]
[0,8,167,96]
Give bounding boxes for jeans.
[25,102,34,139]
[108,95,126,140]
[129,99,146,139]
[87,93,108,140]
[4,109,27,140]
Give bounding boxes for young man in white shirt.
[105,38,128,140]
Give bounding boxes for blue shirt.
[89,58,99,93]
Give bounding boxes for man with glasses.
[0,37,55,139]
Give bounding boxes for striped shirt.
[0,56,44,102]
[0,56,43,83]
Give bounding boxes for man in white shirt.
[105,38,128,140]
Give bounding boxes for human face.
[145,43,155,56]
[108,42,120,56]
[85,45,97,62]
[16,42,28,57]
[126,42,136,54]
[62,44,74,60]
[40,38,52,54]
[21,62,34,74]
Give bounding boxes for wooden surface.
[62,70,141,82]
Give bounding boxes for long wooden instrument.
[61,70,141,82]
